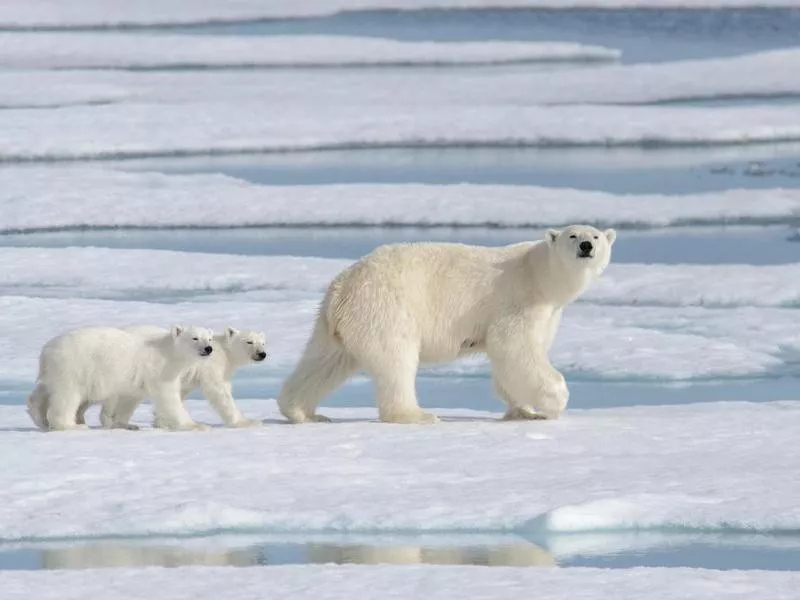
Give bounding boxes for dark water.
[136,9,800,64]
[3,372,798,414]
[0,225,796,265]
[1,532,798,571]
[115,147,800,194]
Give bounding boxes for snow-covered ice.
[2,101,800,160]
[591,263,800,308]
[0,247,797,309]
[3,565,800,600]
[5,44,800,108]
[0,72,131,109]
[1,169,798,230]
[1,0,798,29]
[0,400,798,540]
[0,34,620,69]
[0,247,795,381]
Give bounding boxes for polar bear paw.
[230,418,263,428]
[306,413,332,423]
[115,423,140,431]
[282,409,331,424]
[154,418,210,431]
[49,423,90,431]
[503,406,548,421]
[381,411,440,425]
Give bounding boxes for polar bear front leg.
[152,382,210,431]
[201,381,261,428]
[487,317,569,421]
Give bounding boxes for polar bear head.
[222,327,268,365]
[171,325,215,358]
[546,224,616,275]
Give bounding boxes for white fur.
[277,225,616,424]
[26,325,214,431]
[102,325,268,428]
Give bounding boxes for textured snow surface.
[1,0,798,29]
[4,565,800,600]
[1,169,798,230]
[2,103,800,161]
[0,247,798,308]
[5,45,800,108]
[5,49,800,108]
[0,34,620,69]
[1,401,799,541]
[0,247,796,381]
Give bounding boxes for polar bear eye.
[246,341,254,345]
[593,236,598,240]
[192,337,198,341]
[569,235,577,239]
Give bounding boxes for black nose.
[579,241,593,252]
[255,351,267,361]
[203,346,213,354]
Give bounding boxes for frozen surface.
[0,247,798,309]
[0,247,796,380]
[4,44,800,107]
[592,263,800,307]
[0,34,620,69]
[1,0,799,28]
[2,101,800,160]
[2,168,798,230]
[0,72,131,109]
[0,400,798,540]
[3,564,800,600]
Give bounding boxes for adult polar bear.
[27,325,214,431]
[278,225,616,424]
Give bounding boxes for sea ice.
[0,400,798,541]
[0,34,620,69]
[0,169,797,230]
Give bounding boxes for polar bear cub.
[100,326,267,428]
[26,325,214,431]
[277,224,615,425]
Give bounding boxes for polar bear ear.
[225,326,238,339]
[604,229,617,246]
[546,229,560,246]
[170,325,184,339]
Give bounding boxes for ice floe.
[0,34,620,69]
[0,400,798,540]
[1,0,798,29]
[1,169,797,230]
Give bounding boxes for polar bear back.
[39,326,179,399]
[323,240,566,364]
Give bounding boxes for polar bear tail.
[277,302,358,423]
[26,383,50,430]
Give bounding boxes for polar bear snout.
[200,345,213,356]
[578,240,593,257]
[253,351,267,361]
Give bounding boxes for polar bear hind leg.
[277,318,358,424]
[46,386,88,431]
[361,346,438,425]
[26,383,50,430]
[100,395,142,430]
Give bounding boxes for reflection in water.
[306,543,556,567]
[4,533,800,571]
[39,545,266,569]
[9,540,556,571]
